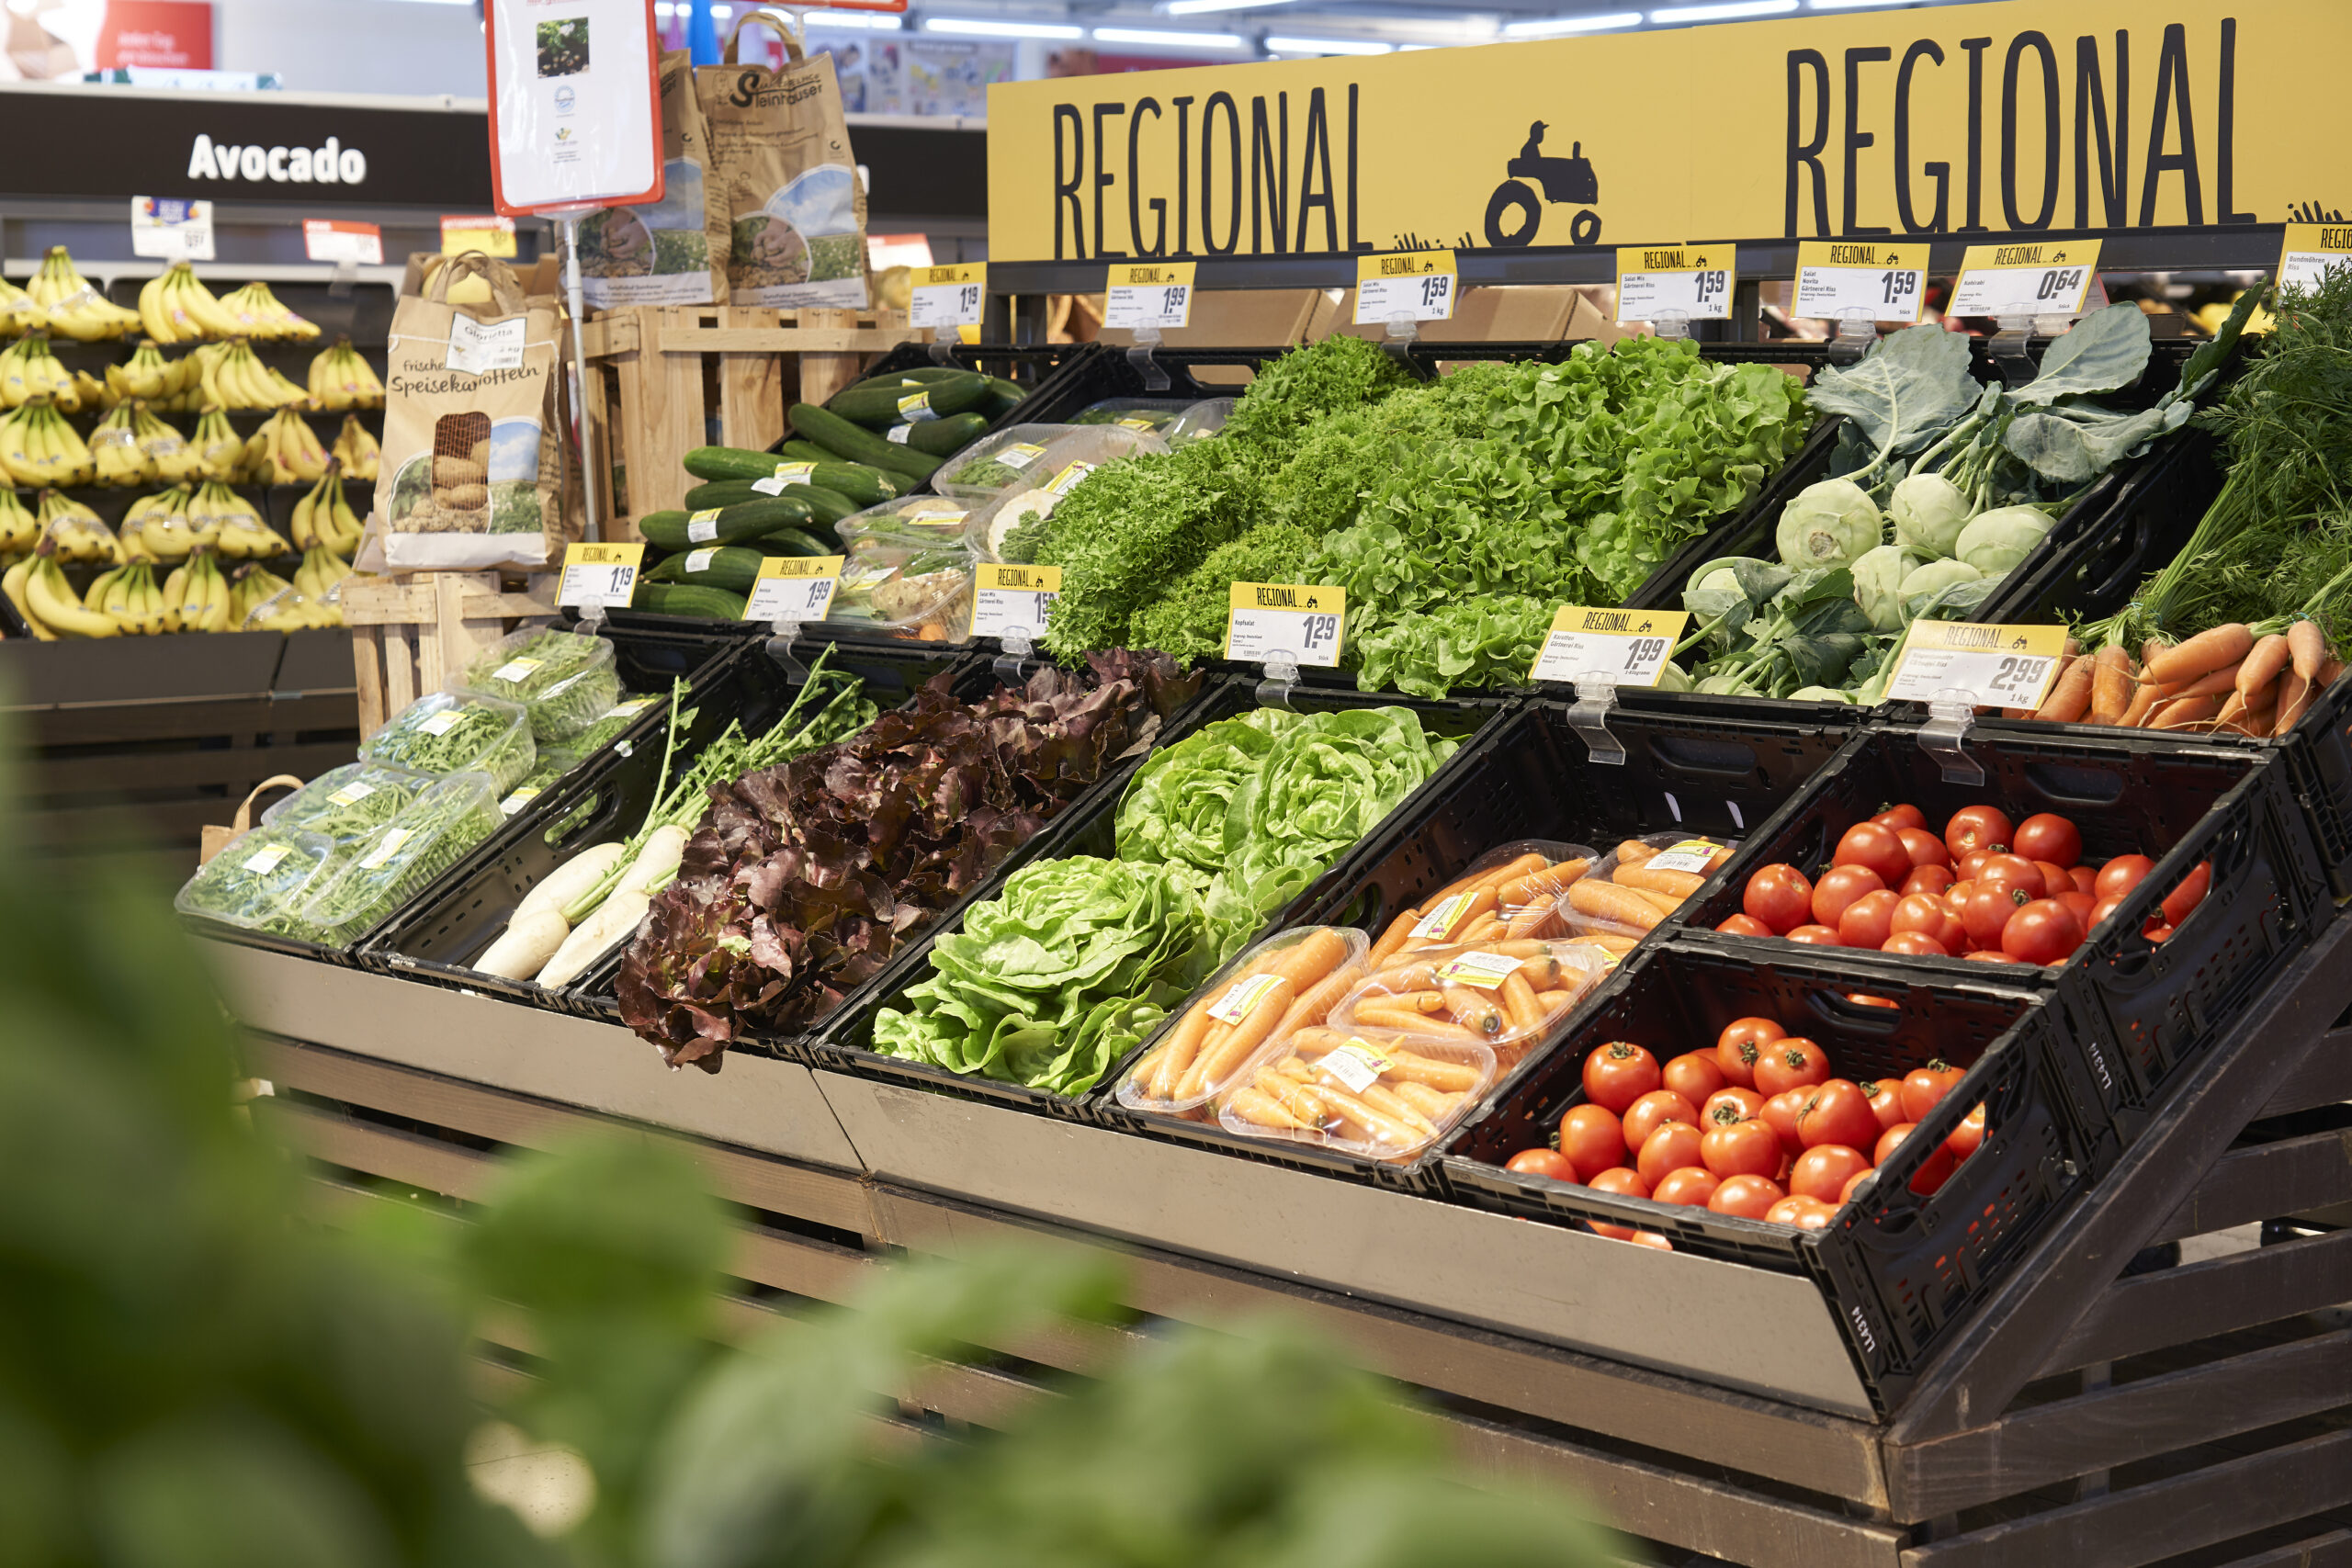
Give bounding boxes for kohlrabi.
[1956,505,2054,575]
[1890,471,1973,558]
[1853,544,1927,631]
[1776,479,1883,571]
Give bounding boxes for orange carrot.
[1613,863,1705,897]
[1499,971,1544,1032]
[2089,645,2133,726]
[2118,679,2164,728]
[1614,840,1660,866]
[1176,976,1295,1100]
[1368,909,1419,965]
[1268,956,1369,1042]
[2035,654,2095,722]
[2146,623,2254,686]
[1146,1003,1220,1100]
[2235,634,2290,700]
[1272,928,1350,988]
[1567,878,1666,931]
[2153,692,2225,730]
[1626,886,1685,917]
[2290,618,2327,682]
[2276,670,2320,736]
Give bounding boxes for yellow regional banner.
[987,0,2350,263]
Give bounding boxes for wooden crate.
[577,305,924,539]
[343,570,559,739]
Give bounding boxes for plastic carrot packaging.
[1216,1025,1498,1163]
[1325,937,1612,1068]
[1366,839,1600,961]
[1558,832,1736,945]
[1114,925,1370,1122]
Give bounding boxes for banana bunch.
[0,488,35,555]
[6,540,122,637]
[255,405,332,482]
[187,479,288,559]
[36,490,125,566]
[290,465,365,555]
[136,262,241,344]
[188,406,246,481]
[83,558,170,635]
[106,338,204,404]
[0,400,96,488]
[219,282,320,342]
[331,413,379,481]
[27,248,141,343]
[0,333,77,410]
[307,337,385,411]
[120,487,198,562]
[130,404,204,483]
[88,402,155,486]
[72,370,114,413]
[293,543,352,604]
[160,547,231,632]
[191,338,310,412]
[0,277,39,336]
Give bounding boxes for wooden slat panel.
[351,625,388,739]
[1883,1328,2352,1520]
[341,581,440,624]
[653,328,919,355]
[32,739,356,795]
[26,695,277,746]
[2151,1129,2352,1244]
[1898,1429,2352,1568]
[2222,1529,2352,1568]
[2259,1029,2352,1119]
[2041,1228,2352,1374]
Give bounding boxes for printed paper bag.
[371,254,567,571]
[696,10,869,310]
[577,50,728,308]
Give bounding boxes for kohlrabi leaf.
[1804,323,1982,463]
[2009,303,2154,406]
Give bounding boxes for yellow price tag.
[439,214,518,257]
[1948,239,2102,317]
[558,541,645,611]
[1611,245,1732,324]
[2278,223,2352,291]
[742,554,843,623]
[1528,606,1691,685]
[1884,623,2069,707]
[1355,248,1457,324]
[1224,582,1344,667]
[1104,261,1195,331]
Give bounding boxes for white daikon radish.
[473,907,571,980]
[618,825,688,897]
[515,841,628,922]
[534,889,650,990]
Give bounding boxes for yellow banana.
[26,547,119,637]
[4,556,56,638]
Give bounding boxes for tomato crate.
[1668,720,2331,1156]
[815,676,1517,1134]
[1440,940,2100,1420]
[1085,693,1857,1190]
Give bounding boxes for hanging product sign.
[482,0,663,216]
[1792,241,1926,323]
[557,541,645,612]
[1611,246,1731,325]
[743,555,844,622]
[2276,224,2352,291]
[970,563,1061,640]
[302,220,383,265]
[130,197,214,261]
[909,263,987,331]
[1224,582,1344,667]
[985,0,2346,264]
[1529,606,1691,686]
[441,215,519,257]
[1353,249,1456,324]
[1947,239,2104,318]
[1103,261,1195,331]
[1884,622,2068,708]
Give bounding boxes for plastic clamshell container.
[290,771,504,948]
[933,423,1166,501]
[1114,925,1372,1119]
[260,761,436,841]
[1328,937,1612,1068]
[962,485,1064,562]
[931,423,1080,498]
[1217,1024,1497,1164]
[1560,831,1738,945]
[1067,397,1191,432]
[830,534,977,643]
[836,495,975,547]
[1170,397,1236,442]
[360,690,536,795]
[456,627,622,744]
[175,826,341,934]
[1387,838,1600,944]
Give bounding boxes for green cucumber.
[679,446,901,506]
[825,369,990,429]
[793,486,862,526]
[896,411,989,457]
[633,582,747,619]
[643,545,764,593]
[779,439,838,467]
[639,496,814,550]
[840,365,968,393]
[982,377,1025,418]
[751,527,837,558]
[789,402,942,481]
[681,479,767,511]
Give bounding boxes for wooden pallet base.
[342,572,558,739]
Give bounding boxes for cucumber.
[896,412,989,457]
[634,582,747,620]
[778,439,838,467]
[680,479,766,511]
[840,365,968,393]
[639,497,814,551]
[643,545,764,593]
[789,402,942,481]
[825,370,990,429]
[982,377,1025,418]
[795,486,862,526]
[751,527,837,558]
[680,446,902,506]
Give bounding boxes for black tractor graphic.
[1486,121,1601,249]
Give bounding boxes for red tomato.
[1753,1036,1830,1097]
[1962,882,2033,949]
[1742,863,1815,934]
[2068,864,2099,896]
[2145,922,2176,942]
[1700,1114,1784,1179]
[1966,948,2028,964]
[1790,1143,1871,1203]
[2095,853,2155,900]
[1945,804,2015,860]
[1900,1061,1964,1122]
[1714,1018,1783,1088]
[1623,1089,1699,1152]
[2012,812,2083,866]
[1758,1089,1810,1156]
[2059,889,2096,925]
[1707,1173,1785,1218]
[1872,803,1928,831]
[1945,878,1976,908]
[1944,1101,1988,1162]
[1954,851,1992,882]
[1702,1086,1765,1124]
[1812,863,1888,928]
[1874,1122,1918,1166]
[1838,889,1901,949]
[2088,892,2127,930]
[1846,993,1899,1009]
[1796,1078,1881,1149]
[1896,827,1951,868]
[1636,1122,1705,1188]
[2163,861,2212,926]
[2001,897,2085,964]
[1892,892,1964,951]
[1901,863,1956,897]
[1625,1231,1675,1250]
[1860,1079,1906,1134]
[1786,924,1846,946]
[1559,1104,1629,1179]
[1651,1167,1721,1207]
[1589,1166,1651,1201]
[1505,1148,1576,1180]
[1838,1168,1875,1206]
[1767,1193,1837,1229]
[1716,913,1775,937]
[1908,1144,1961,1194]
[1582,1042,1661,1114]
[1882,930,1951,957]
[1976,853,2043,898]
[1835,821,1914,886]
[2032,860,2075,898]
[1588,1218,1637,1241]
[1661,1051,1726,1108]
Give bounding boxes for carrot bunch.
[1329,940,1611,1064]
[1121,927,1369,1117]
[1555,837,1736,953]
[2026,620,2344,737]
[1220,1027,1491,1158]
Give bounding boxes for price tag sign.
[1792,240,1926,323]
[969,563,1060,639]
[302,220,383,265]
[1354,249,1458,325]
[441,214,519,257]
[1528,606,1691,686]
[2278,223,2352,291]
[557,541,644,612]
[742,554,843,623]
[1884,622,2068,707]
[130,197,215,262]
[1612,245,1732,324]
[1224,582,1345,668]
[1104,261,1195,331]
[1948,240,2103,318]
[909,262,986,331]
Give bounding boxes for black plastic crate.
[1439,941,2098,1420]
[361,637,980,1017]
[1084,692,1856,1189]
[2284,677,2352,900]
[1669,721,2329,1156]
[811,676,1517,1134]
